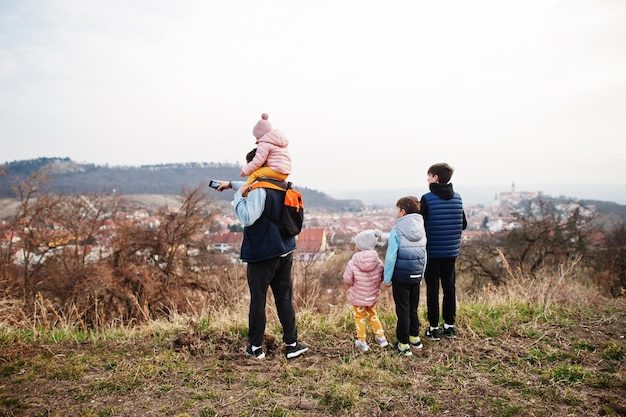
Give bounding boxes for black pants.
[424,257,457,327]
[247,252,297,347]
[392,281,420,344]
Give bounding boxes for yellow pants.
[245,167,288,186]
[353,305,385,341]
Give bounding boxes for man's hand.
[215,180,232,192]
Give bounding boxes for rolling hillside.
[0,157,363,211]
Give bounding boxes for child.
[343,229,388,352]
[241,113,292,186]
[420,163,467,341]
[383,196,427,356]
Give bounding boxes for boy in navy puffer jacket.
[420,163,467,341]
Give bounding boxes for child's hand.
[240,171,246,177]
[238,183,252,195]
[382,282,392,288]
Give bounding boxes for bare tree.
[46,191,123,285]
[458,197,595,291]
[108,185,215,276]
[11,169,61,308]
[592,224,626,296]
[457,235,506,290]
[503,198,593,274]
[155,185,216,276]
[293,254,322,308]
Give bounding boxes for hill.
[0,157,363,211]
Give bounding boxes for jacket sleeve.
[383,229,399,284]
[241,144,270,176]
[233,181,266,226]
[419,196,428,220]
[343,259,355,286]
[376,260,384,283]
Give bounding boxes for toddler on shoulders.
[241,113,292,186]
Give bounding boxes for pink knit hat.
[253,113,273,139]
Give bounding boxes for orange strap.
[249,181,303,210]
[249,181,287,192]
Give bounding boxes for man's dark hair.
[396,196,421,214]
[428,163,454,184]
[246,148,257,163]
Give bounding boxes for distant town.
[0,176,615,269]
[209,183,597,262]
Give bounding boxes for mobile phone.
[209,180,221,189]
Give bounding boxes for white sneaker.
[354,339,369,352]
[375,335,389,347]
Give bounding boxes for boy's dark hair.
[428,163,454,184]
[246,148,257,163]
[396,196,420,214]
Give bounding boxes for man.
[215,178,308,359]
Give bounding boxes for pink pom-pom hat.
[253,113,273,139]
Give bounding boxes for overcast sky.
[1,0,625,194]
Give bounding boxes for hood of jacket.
[351,249,382,272]
[429,182,455,200]
[395,213,426,242]
[256,129,289,148]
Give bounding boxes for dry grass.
[491,250,602,307]
[1,262,625,417]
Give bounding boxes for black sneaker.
[442,326,457,339]
[245,345,265,359]
[285,342,308,359]
[425,327,441,341]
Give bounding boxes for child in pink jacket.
[241,113,292,186]
[343,229,389,352]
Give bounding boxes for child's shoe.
[375,335,389,348]
[355,339,369,352]
[409,336,423,350]
[425,327,441,341]
[396,342,413,356]
[442,324,457,339]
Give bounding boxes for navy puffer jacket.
[421,183,465,259]
[240,187,296,262]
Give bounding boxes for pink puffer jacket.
[241,130,292,176]
[343,250,384,307]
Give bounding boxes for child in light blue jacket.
[383,196,427,356]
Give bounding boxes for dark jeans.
[247,252,297,347]
[424,258,457,327]
[392,281,420,344]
